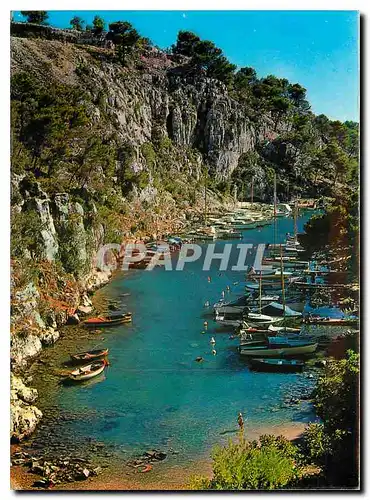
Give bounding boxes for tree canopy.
[172,30,236,84]
[70,16,85,31]
[20,11,48,24]
[92,15,105,34]
[107,21,141,65]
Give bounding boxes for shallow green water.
[30,211,324,463]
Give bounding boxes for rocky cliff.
[11,37,303,186]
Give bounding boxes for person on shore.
[237,412,244,431]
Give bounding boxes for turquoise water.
[32,211,320,462]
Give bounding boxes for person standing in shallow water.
[237,412,244,431]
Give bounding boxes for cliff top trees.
[20,11,48,24]
[107,21,141,65]
[92,15,105,35]
[70,16,85,31]
[172,30,201,56]
[172,30,236,84]
[234,67,258,91]
[287,83,310,112]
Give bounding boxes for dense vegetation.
[190,434,301,490]
[303,350,359,487]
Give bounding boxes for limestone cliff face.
[10,37,292,183]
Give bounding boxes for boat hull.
[214,306,245,315]
[249,358,304,373]
[240,343,318,357]
[70,349,109,363]
[83,314,132,327]
[68,361,106,381]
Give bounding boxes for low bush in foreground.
[189,434,301,490]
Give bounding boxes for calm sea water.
[30,211,323,463]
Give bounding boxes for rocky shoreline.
[10,267,113,444]
[11,421,308,490]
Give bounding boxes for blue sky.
[14,10,359,122]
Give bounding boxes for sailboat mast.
[294,200,298,243]
[259,273,262,314]
[273,172,277,249]
[280,244,286,320]
[204,171,207,225]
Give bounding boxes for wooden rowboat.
[83,313,132,327]
[68,360,106,382]
[70,348,109,363]
[249,358,304,373]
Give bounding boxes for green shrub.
[301,423,331,465]
[190,435,300,490]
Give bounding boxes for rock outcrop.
[11,375,43,442]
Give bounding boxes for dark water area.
[26,210,345,468]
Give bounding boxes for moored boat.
[215,314,242,327]
[239,337,318,357]
[257,302,302,318]
[248,269,293,280]
[245,312,284,325]
[68,359,107,381]
[268,325,301,333]
[70,348,109,363]
[248,358,305,373]
[83,313,132,327]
